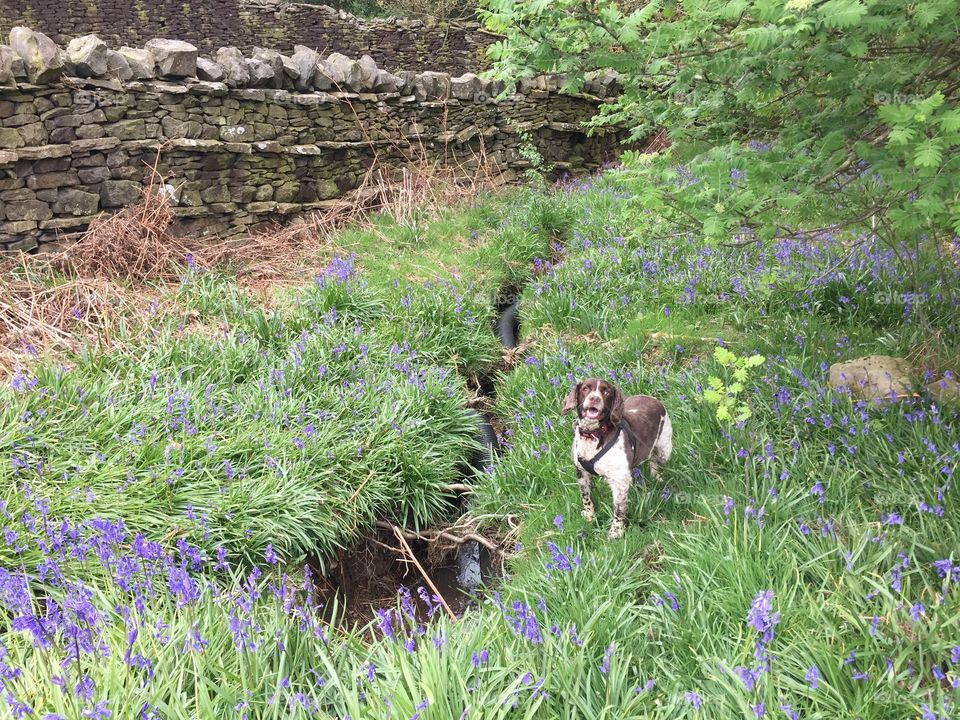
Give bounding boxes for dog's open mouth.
[583,406,602,420]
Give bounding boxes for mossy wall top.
[0,0,492,72]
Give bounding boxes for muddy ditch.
[308,287,520,626]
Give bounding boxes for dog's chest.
[573,429,630,478]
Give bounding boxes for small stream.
[318,288,519,622]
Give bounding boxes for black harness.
[577,422,637,477]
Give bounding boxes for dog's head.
[561,378,625,425]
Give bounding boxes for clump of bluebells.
[3,175,960,719]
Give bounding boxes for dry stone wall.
[0,29,626,251]
[0,0,492,73]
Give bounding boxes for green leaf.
[887,126,916,145]
[819,0,868,28]
[913,139,944,168]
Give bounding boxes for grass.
[1,172,958,719]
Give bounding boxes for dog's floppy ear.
[561,383,581,415]
[610,385,626,425]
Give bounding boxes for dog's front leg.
[577,469,595,523]
[608,475,630,539]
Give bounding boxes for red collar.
[578,421,615,441]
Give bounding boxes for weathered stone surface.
[926,375,960,404]
[0,44,17,86]
[0,127,24,148]
[104,49,133,81]
[374,68,404,93]
[451,73,481,100]
[77,166,111,183]
[66,34,109,77]
[9,27,64,84]
[829,356,915,402]
[145,38,197,78]
[287,45,317,91]
[5,199,51,221]
[52,188,99,215]
[356,55,380,90]
[27,171,78,189]
[105,119,146,140]
[100,180,141,207]
[196,58,225,83]
[414,71,451,100]
[0,40,622,251]
[216,47,250,88]
[252,48,284,89]
[245,58,275,88]
[119,47,155,79]
[325,52,363,91]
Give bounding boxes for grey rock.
[100,180,142,207]
[245,58,275,88]
[215,47,250,88]
[104,49,133,81]
[52,188,100,216]
[451,72,481,100]
[0,44,17,86]
[926,375,960,405]
[196,57,225,82]
[9,27,64,84]
[144,38,197,78]
[287,45,318,91]
[374,69,404,93]
[65,34,109,77]
[119,47,155,79]
[252,47,284,89]
[325,52,363,91]
[829,355,915,402]
[356,54,379,90]
[6,199,52,221]
[414,71,451,101]
[313,59,333,91]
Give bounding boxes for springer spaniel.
[562,378,672,538]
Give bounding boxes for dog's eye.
[602,388,609,395]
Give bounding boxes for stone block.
[52,188,99,216]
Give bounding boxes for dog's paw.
[582,510,595,523]
[607,522,624,540]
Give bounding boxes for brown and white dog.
[562,378,672,539]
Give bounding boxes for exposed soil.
[310,526,499,626]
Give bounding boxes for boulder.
[252,47,284,89]
[215,46,249,88]
[196,57,224,82]
[245,58,275,88]
[104,49,133,81]
[0,44,16,86]
[325,52,363,91]
[144,38,197,78]
[374,68,404,93]
[286,45,317,91]
[119,47,155,79]
[925,374,960,405]
[451,72,481,100]
[356,54,379,90]
[65,34,109,77]
[413,71,451,101]
[9,27,64,84]
[313,59,333,91]
[829,355,915,402]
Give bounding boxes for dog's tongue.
[585,407,601,419]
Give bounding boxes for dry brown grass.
[1,147,506,378]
